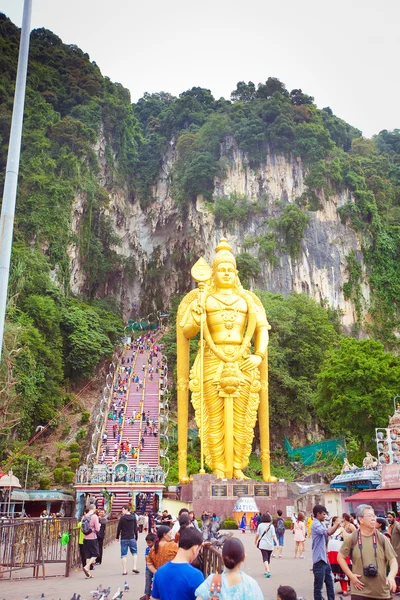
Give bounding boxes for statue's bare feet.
[215,469,225,479]
[233,469,250,480]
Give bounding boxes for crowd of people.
[311,503,400,600]
[77,504,302,600]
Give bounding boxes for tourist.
[147,525,178,574]
[77,511,87,568]
[274,509,286,558]
[161,510,173,527]
[338,504,397,598]
[144,532,156,600]
[174,514,191,543]
[387,511,400,591]
[239,514,246,534]
[151,528,204,600]
[327,516,350,596]
[189,511,200,531]
[116,505,140,575]
[255,513,278,578]
[277,585,297,600]
[82,504,100,577]
[171,508,189,538]
[311,504,342,600]
[138,513,145,533]
[376,517,391,539]
[195,537,263,600]
[293,512,306,558]
[342,512,357,533]
[96,509,108,565]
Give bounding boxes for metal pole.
[0,0,33,363]
[21,458,29,516]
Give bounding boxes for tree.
[256,78,288,99]
[231,81,256,103]
[256,291,338,431]
[236,253,261,288]
[276,204,310,257]
[290,89,314,106]
[315,338,400,459]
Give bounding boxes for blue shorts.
[120,538,137,557]
[277,533,284,546]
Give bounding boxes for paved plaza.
[1,528,329,600]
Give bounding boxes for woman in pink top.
[82,505,100,577]
[293,512,306,558]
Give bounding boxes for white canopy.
[0,470,22,488]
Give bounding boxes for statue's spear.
[191,258,212,475]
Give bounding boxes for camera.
[363,564,378,577]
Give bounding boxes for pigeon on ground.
[102,587,111,599]
[124,581,129,591]
[112,588,123,600]
[70,594,77,600]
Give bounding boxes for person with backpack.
[195,537,263,600]
[274,510,286,558]
[82,504,100,577]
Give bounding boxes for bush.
[39,477,51,490]
[76,429,87,441]
[81,411,90,424]
[220,518,238,529]
[63,471,75,484]
[69,452,80,460]
[70,458,79,469]
[284,519,292,529]
[53,467,63,483]
[68,442,80,453]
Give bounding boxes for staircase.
[75,332,166,517]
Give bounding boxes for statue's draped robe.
[182,289,270,474]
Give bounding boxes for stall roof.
[345,488,400,502]
[11,490,74,502]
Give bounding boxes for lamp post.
[0,0,33,363]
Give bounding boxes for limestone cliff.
[70,136,368,330]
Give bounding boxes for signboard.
[211,485,228,497]
[254,484,270,497]
[233,497,259,512]
[381,463,400,489]
[233,484,249,496]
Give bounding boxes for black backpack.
[81,515,92,535]
[276,517,285,536]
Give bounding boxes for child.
[277,586,297,600]
[144,532,156,600]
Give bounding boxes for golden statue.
[177,238,276,483]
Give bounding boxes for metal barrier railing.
[0,517,118,579]
[201,544,223,577]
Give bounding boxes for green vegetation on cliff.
[1,13,400,473]
[0,15,129,460]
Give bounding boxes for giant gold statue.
[177,238,276,483]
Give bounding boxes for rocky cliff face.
[70,137,368,329]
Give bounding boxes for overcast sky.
[1,0,399,138]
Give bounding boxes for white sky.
[1,0,399,138]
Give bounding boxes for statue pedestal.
[180,473,293,520]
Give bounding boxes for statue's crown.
[212,238,236,269]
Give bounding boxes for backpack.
[209,573,222,599]
[276,517,285,536]
[81,515,92,535]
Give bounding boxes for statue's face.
[214,262,236,288]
